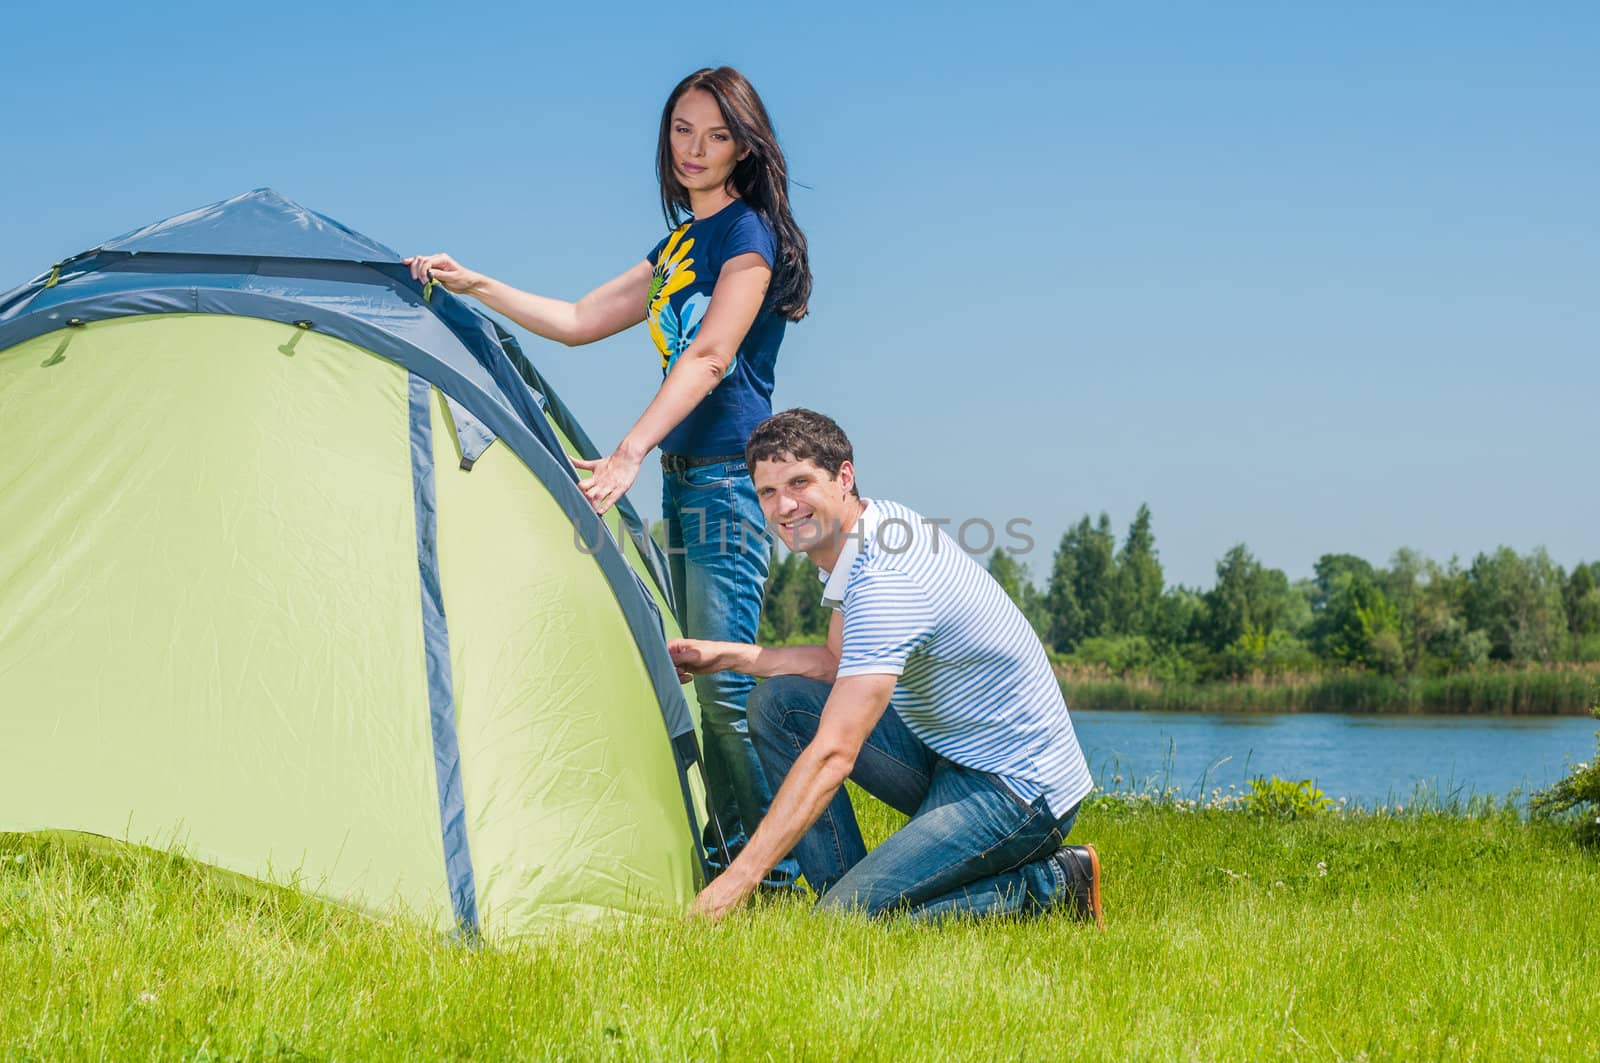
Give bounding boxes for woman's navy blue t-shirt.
[646,199,785,457]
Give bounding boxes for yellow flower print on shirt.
[646,222,737,379]
[648,223,696,365]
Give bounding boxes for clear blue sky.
[4,2,1595,588]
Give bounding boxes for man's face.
[752,454,857,556]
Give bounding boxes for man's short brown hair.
[744,408,860,498]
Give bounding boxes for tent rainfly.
[0,189,709,933]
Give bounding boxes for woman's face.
[670,88,747,199]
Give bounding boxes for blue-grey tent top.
[0,189,695,762]
[103,187,404,262]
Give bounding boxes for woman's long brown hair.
[656,67,812,321]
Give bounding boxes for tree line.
[758,504,1600,681]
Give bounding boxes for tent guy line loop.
[40,333,72,368]
[44,318,90,365]
[277,320,315,357]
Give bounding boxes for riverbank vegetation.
[6,788,1595,1059]
[1055,660,1600,714]
[1533,706,1600,846]
[759,506,1600,713]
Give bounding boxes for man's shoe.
[1051,844,1103,929]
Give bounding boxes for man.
[670,409,1102,924]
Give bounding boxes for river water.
[1072,710,1597,806]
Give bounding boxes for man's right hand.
[668,639,724,684]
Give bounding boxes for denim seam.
[975,805,1047,864]
[1046,850,1067,892]
[990,772,1048,820]
[1010,827,1064,875]
[854,724,935,799]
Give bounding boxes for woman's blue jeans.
[663,459,799,887]
[749,675,1079,919]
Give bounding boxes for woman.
[406,67,810,886]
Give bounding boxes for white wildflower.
[138,992,157,1005]
[1317,861,1328,877]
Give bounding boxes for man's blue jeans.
[663,459,800,886]
[749,675,1079,919]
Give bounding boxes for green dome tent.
[0,190,708,933]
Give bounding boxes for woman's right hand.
[403,253,485,296]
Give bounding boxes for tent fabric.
[2,316,455,920]
[422,385,701,925]
[0,191,709,930]
[443,393,497,470]
[409,373,481,933]
[0,204,696,756]
[496,324,679,618]
[0,239,678,623]
[0,258,578,490]
[100,187,404,262]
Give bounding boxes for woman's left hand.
[574,449,643,515]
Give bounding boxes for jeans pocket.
[990,772,1046,820]
[680,465,734,490]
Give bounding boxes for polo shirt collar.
[818,499,877,608]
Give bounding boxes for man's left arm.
[691,671,897,920]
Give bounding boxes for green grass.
[5,793,1597,1061]
[1059,663,1600,715]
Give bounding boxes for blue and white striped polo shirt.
[819,499,1094,815]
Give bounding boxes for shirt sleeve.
[645,234,669,267]
[835,569,935,678]
[722,208,777,269]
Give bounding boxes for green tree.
[1149,586,1206,651]
[759,550,830,643]
[987,549,1049,637]
[1044,515,1116,652]
[1079,514,1118,639]
[1384,548,1431,671]
[1323,575,1402,672]
[1202,544,1294,655]
[1045,532,1083,653]
[1309,553,1402,673]
[1309,553,1377,614]
[1400,554,1488,672]
[1283,578,1316,640]
[1565,561,1600,637]
[1111,504,1163,636]
[1464,547,1569,662]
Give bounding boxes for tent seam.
[408,373,481,936]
